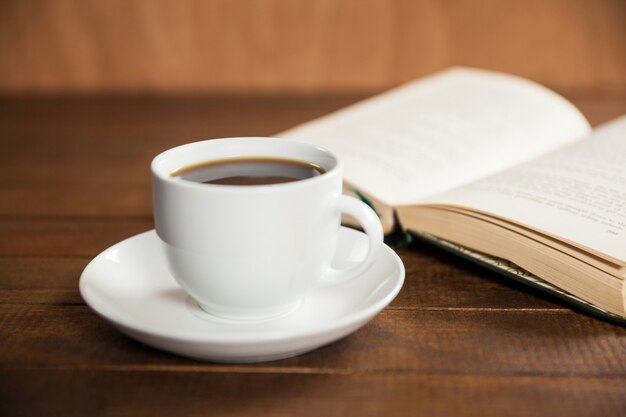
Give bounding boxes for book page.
[420,116,626,263]
[279,68,591,206]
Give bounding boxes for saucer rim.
[79,228,405,345]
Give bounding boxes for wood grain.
[0,95,624,217]
[2,371,626,417]
[1,94,626,416]
[1,305,625,375]
[0,218,152,257]
[0,0,625,94]
[0,237,567,310]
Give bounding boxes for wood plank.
[0,219,566,309]
[0,248,566,310]
[1,0,625,94]
[2,370,626,417]
[0,95,624,217]
[0,219,153,257]
[0,95,362,216]
[0,94,622,146]
[0,257,88,305]
[1,305,624,375]
[0,95,360,142]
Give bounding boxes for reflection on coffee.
[171,157,326,186]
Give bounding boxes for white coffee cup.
[152,138,383,321]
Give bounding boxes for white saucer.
[79,227,405,363]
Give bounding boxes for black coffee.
[171,157,326,185]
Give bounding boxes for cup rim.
[151,137,341,192]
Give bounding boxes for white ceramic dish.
[79,227,404,363]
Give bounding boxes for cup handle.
[319,194,384,286]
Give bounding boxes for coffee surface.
[172,157,326,185]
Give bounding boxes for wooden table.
[1,94,626,416]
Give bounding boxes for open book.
[278,68,626,324]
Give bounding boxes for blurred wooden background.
[0,0,625,94]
